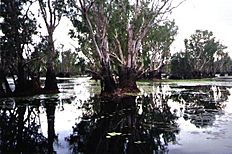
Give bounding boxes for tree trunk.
[15,62,27,93]
[118,66,139,93]
[0,82,4,96]
[44,63,59,93]
[101,61,116,93]
[14,64,42,96]
[0,70,12,95]
[147,70,161,80]
[44,32,59,93]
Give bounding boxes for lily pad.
[107,132,122,137]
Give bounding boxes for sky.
[170,0,232,57]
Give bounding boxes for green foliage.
[67,0,178,73]
[54,48,86,75]
[0,0,37,76]
[214,52,232,74]
[184,30,227,74]
[170,52,192,79]
[142,21,178,68]
[170,30,229,79]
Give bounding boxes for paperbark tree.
[184,30,227,77]
[170,30,228,79]
[68,0,182,94]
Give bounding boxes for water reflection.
[171,85,230,128]
[67,93,179,154]
[0,99,48,153]
[0,98,59,154]
[44,99,57,153]
[0,79,232,154]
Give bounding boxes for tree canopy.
[0,0,39,95]
[170,30,229,79]
[67,0,181,93]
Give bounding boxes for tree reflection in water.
[67,89,179,154]
[0,98,57,154]
[45,99,58,153]
[1,83,230,154]
[171,85,230,128]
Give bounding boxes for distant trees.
[214,52,232,75]
[56,49,86,76]
[170,52,192,79]
[170,30,230,79]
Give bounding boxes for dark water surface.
[1,78,232,154]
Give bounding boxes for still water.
[0,77,232,154]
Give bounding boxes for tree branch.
[114,30,125,64]
[48,0,53,26]
[85,13,103,60]
[38,0,49,30]
[110,52,123,65]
